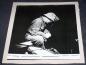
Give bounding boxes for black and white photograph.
[2,2,85,64]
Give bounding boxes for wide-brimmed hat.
[44,12,59,22]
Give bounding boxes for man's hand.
[44,29,51,38]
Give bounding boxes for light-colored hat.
[44,12,59,22]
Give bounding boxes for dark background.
[0,0,86,65]
[8,5,79,54]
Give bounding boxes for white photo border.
[2,2,85,64]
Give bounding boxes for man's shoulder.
[33,17,42,23]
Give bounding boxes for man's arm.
[35,31,47,38]
[35,29,51,39]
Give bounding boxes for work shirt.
[28,17,46,35]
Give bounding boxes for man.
[17,12,59,55]
[19,12,60,54]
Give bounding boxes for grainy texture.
[0,0,86,65]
